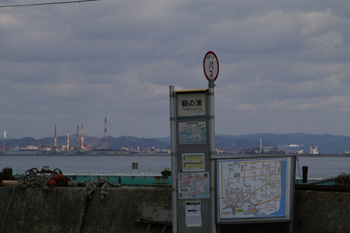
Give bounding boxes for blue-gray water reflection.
[1,155,350,178]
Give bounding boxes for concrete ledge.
[0,187,172,233]
[1,187,350,233]
[294,190,350,233]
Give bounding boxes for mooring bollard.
[302,166,308,183]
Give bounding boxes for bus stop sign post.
[170,51,219,233]
[204,51,219,233]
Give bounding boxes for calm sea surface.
[295,156,350,178]
[1,155,350,178]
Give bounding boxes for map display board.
[178,121,207,145]
[216,156,295,223]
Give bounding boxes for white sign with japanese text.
[185,201,202,228]
[177,93,206,116]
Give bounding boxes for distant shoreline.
[215,153,350,158]
[293,154,350,158]
[0,152,170,156]
[1,153,349,157]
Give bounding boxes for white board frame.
[216,155,295,224]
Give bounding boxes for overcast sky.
[0,0,350,139]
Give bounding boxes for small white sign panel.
[185,201,202,228]
[178,93,206,117]
[182,153,205,172]
[178,172,210,199]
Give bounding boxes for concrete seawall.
[1,186,350,233]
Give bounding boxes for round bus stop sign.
[203,51,219,81]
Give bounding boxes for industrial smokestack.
[67,132,70,152]
[81,124,84,150]
[54,125,57,148]
[2,130,6,152]
[76,125,79,150]
[104,117,108,149]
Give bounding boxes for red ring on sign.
[203,51,219,81]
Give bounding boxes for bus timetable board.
[216,155,295,224]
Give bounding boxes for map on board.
[217,158,287,221]
[178,121,206,144]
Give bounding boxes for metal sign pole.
[169,85,178,233]
[208,79,216,233]
[204,51,219,233]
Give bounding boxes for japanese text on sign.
[183,153,205,172]
[203,51,219,81]
[178,172,210,199]
[177,93,206,116]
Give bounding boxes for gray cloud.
[0,0,350,139]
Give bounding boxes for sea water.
[295,156,350,178]
[1,155,350,178]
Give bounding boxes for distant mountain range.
[2,133,350,154]
[214,133,350,154]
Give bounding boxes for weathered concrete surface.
[1,187,350,233]
[294,190,350,233]
[0,187,172,233]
